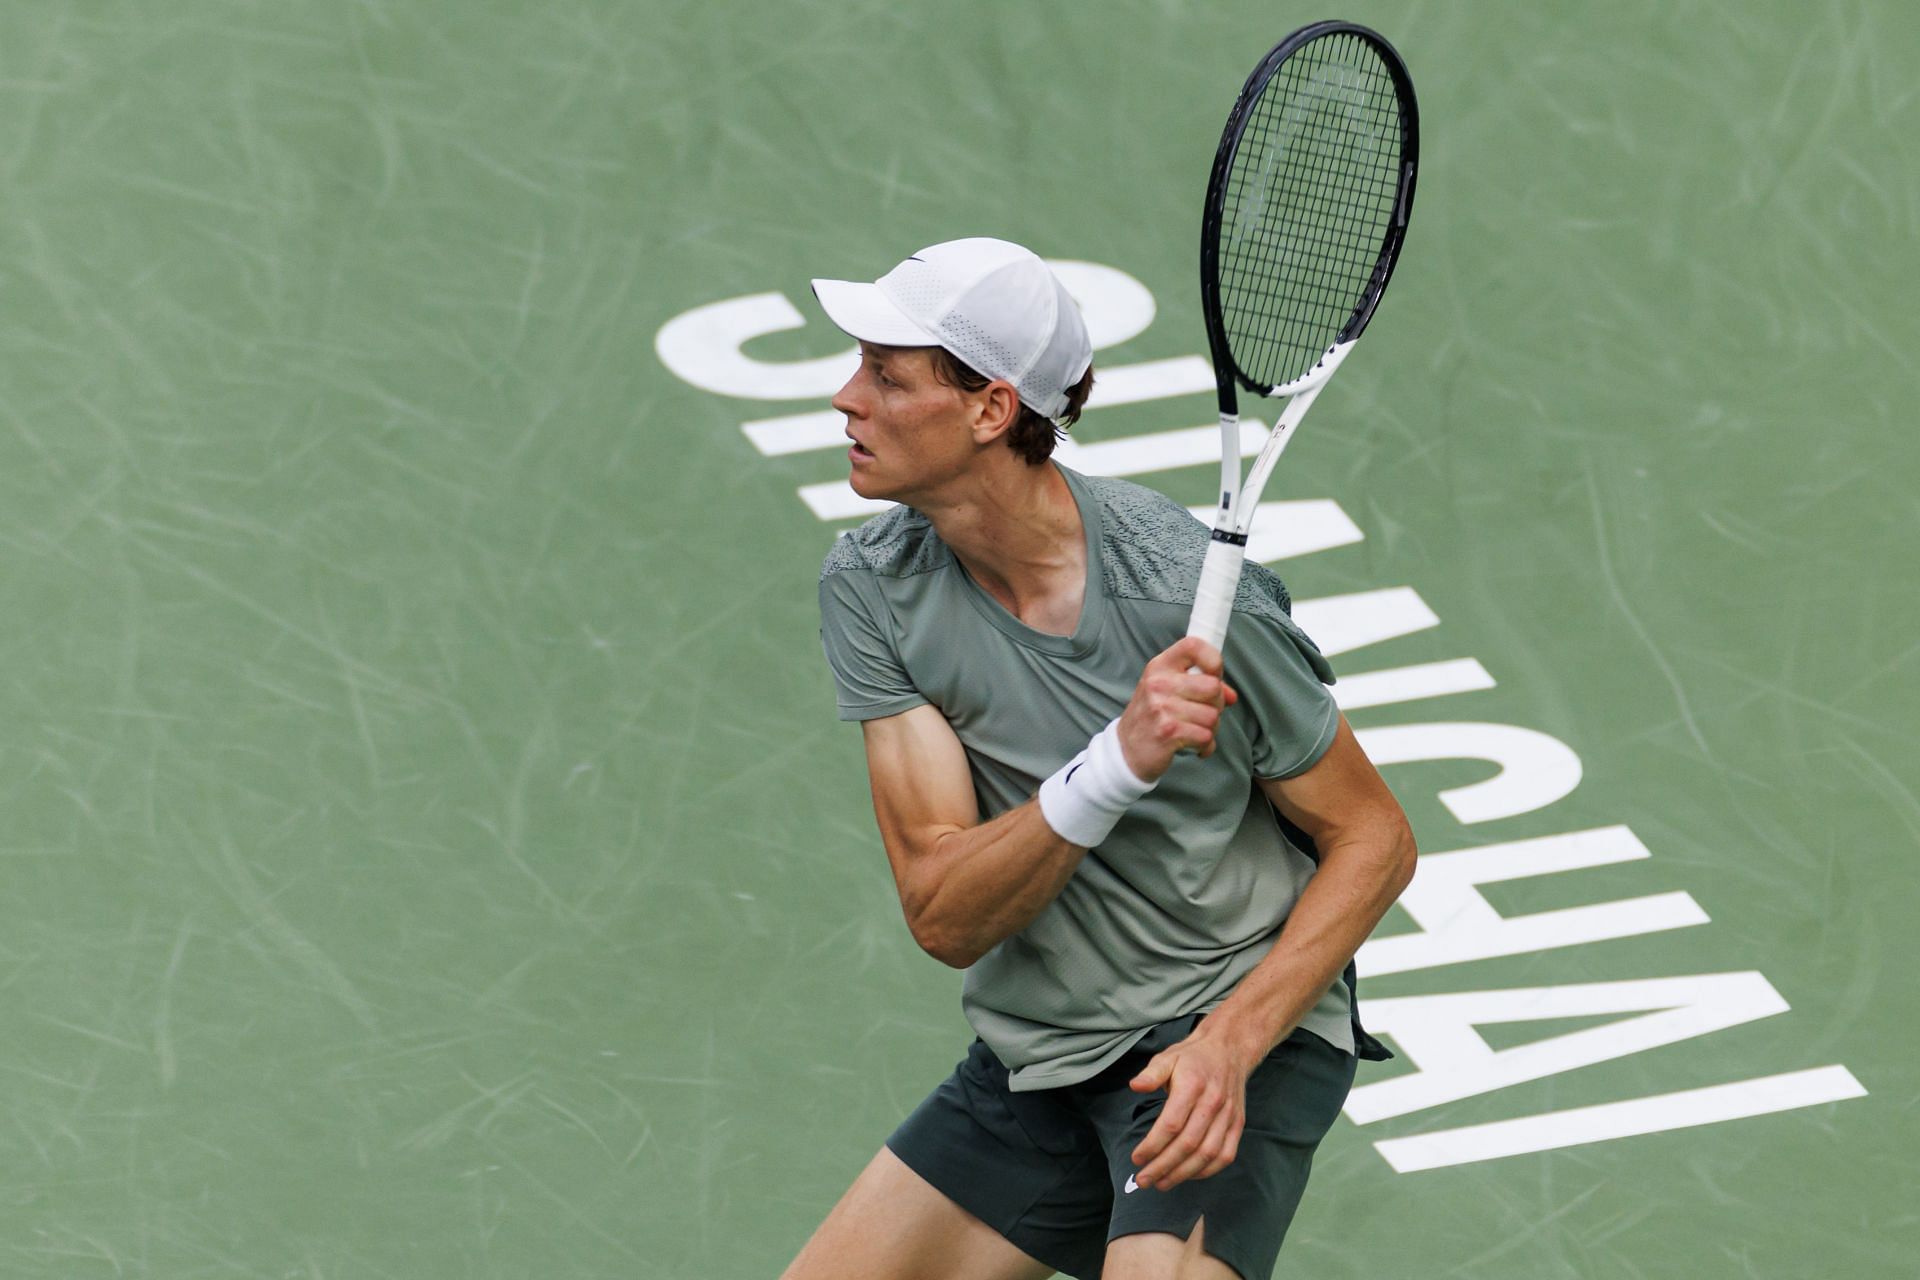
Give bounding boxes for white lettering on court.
[1292,587,1439,657]
[1355,722,1584,824]
[1345,971,1790,1123]
[1356,827,1710,977]
[1371,1067,1866,1173]
[654,292,857,401]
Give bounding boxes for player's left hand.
[1126,1024,1257,1191]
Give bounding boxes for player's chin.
[847,461,895,503]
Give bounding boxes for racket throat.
[1214,411,1243,530]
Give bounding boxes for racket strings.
[1228,39,1400,323]
[1228,90,1397,376]
[1219,31,1404,389]
[1226,64,1397,374]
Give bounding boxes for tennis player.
[783,238,1416,1280]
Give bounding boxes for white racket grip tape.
[1186,537,1246,653]
[1037,718,1155,848]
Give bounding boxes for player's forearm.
[1197,820,1416,1065]
[907,799,1087,969]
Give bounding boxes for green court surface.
[2,2,1916,1276]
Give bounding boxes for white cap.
[811,238,1094,421]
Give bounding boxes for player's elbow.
[1386,814,1418,898]
[906,908,984,969]
[902,898,983,967]
[893,836,988,967]
[1325,806,1418,902]
[928,941,983,970]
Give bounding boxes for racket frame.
[1188,22,1419,652]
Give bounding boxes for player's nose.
[830,374,865,418]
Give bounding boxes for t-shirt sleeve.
[1227,603,1341,781]
[818,568,928,722]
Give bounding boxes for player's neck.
[919,459,1086,633]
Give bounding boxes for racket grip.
[1186,537,1245,654]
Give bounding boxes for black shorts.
[885,1012,1356,1280]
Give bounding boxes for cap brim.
[810,278,939,346]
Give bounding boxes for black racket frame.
[1199,20,1420,417]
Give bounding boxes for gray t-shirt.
[819,464,1353,1091]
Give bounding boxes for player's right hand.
[1116,637,1239,782]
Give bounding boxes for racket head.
[1201,22,1419,402]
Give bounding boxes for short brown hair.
[889,346,1096,466]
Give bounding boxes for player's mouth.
[847,437,875,463]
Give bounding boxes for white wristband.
[1037,718,1155,848]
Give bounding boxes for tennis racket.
[1187,21,1419,651]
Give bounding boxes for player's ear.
[969,380,1021,445]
